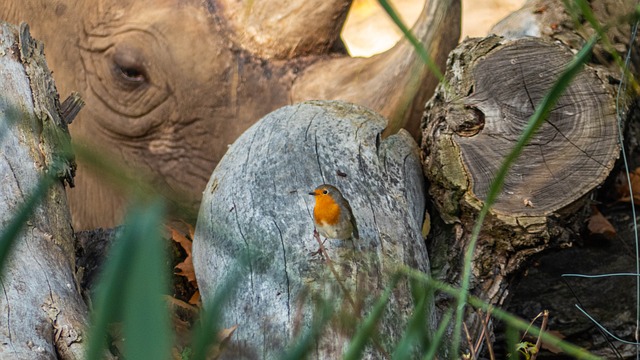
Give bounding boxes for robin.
[309,184,359,240]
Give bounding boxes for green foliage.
[86,200,171,360]
[515,341,538,360]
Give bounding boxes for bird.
[309,184,359,241]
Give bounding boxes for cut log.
[421,35,619,333]
[193,101,431,359]
[484,0,640,355]
[0,22,88,359]
[491,0,640,75]
[490,0,640,157]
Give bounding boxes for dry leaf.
[170,225,197,285]
[188,289,200,306]
[166,295,199,320]
[588,205,616,240]
[166,296,199,358]
[615,168,640,203]
[210,325,238,360]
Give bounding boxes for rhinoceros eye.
[112,49,148,85]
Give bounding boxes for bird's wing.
[346,201,359,240]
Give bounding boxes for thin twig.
[477,308,495,360]
[531,310,549,360]
[521,311,544,341]
[473,311,486,355]
[312,230,390,359]
[463,322,477,359]
[313,230,357,310]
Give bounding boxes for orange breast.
[313,195,341,226]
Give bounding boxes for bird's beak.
[308,191,316,196]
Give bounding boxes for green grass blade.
[343,275,399,360]
[376,0,445,83]
[86,201,169,360]
[451,36,599,356]
[506,324,520,360]
[122,201,171,360]
[422,310,452,360]
[86,224,132,359]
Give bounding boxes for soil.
[501,166,640,359]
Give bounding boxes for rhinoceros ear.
[209,0,352,59]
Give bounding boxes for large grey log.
[0,23,87,359]
[193,101,431,359]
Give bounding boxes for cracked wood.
[0,22,91,360]
[193,101,431,359]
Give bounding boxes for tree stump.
[0,22,88,359]
[421,35,619,323]
[491,0,640,155]
[486,0,640,355]
[193,101,431,359]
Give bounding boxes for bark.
[421,0,636,349]
[0,22,89,359]
[192,101,431,359]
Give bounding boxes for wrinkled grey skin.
[1,0,460,229]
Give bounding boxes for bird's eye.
[322,190,328,195]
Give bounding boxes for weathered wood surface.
[193,101,431,359]
[0,22,88,359]
[421,34,619,333]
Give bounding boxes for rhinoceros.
[1,0,460,229]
